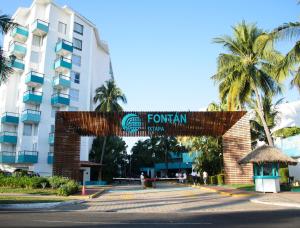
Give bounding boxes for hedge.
[0,174,79,196]
[209,176,217,185]
[217,174,225,185]
[279,168,289,184]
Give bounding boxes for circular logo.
[121,113,142,133]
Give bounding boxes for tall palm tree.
[249,96,284,148]
[212,21,283,146]
[93,79,127,180]
[0,14,17,84]
[271,22,300,91]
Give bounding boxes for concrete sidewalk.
[192,184,300,208]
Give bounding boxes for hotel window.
[30,51,40,63]
[51,125,55,133]
[58,21,67,34]
[33,125,38,136]
[70,88,79,102]
[23,124,32,136]
[73,38,82,51]
[72,54,81,66]
[74,22,84,35]
[71,71,80,84]
[32,35,43,47]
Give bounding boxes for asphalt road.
[1,184,300,227]
[1,210,300,227]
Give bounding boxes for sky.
[1,0,299,151]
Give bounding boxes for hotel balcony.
[17,151,38,163]
[21,109,41,124]
[0,151,16,163]
[55,39,73,56]
[51,93,70,107]
[0,132,17,144]
[47,152,53,164]
[1,112,19,125]
[10,58,25,72]
[25,71,44,87]
[54,57,72,74]
[52,74,71,89]
[9,41,27,59]
[23,90,43,105]
[11,25,29,42]
[48,133,54,145]
[32,19,49,36]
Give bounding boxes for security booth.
[239,145,297,193]
[253,163,280,193]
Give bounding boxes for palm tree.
[249,96,284,148]
[93,79,127,180]
[212,21,283,146]
[0,14,17,84]
[271,22,300,91]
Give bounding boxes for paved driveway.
[59,183,287,212]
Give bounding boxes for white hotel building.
[0,0,112,181]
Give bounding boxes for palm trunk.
[98,136,107,181]
[253,86,274,146]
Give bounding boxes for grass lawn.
[224,184,255,191]
[0,187,57,195]
[0,196,68,204]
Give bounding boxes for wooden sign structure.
[53,111,253,184]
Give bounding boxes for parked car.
[13,169,40,177]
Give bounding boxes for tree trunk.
[253,86,274,146]
[98,136,107,181]
[165,150,168,178]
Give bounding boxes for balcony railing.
[23,90,43,105]
[47,152,53,164]
[52,74,71,89]
[0,151,16,163]
[51,92,70,107]
[9,41,27,58]
[55,39,73,56]
[10,58,25,72]
[1,112,19,125]
[11,25,29,42]
[0,131,17,144]
[48,132,54,145]
[17,150,38,163]
[21,109,41,124]
[32,19,49,36]
[25,71,44,87]
[54,56,72,74]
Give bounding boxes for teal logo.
[122,113,142,133]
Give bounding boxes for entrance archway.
[53,111,253,184]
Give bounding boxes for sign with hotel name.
[121,112,188,134]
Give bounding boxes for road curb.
[250,198,300,208]
[194,185,256,197]
[89,189,106,199]
[0,200,84,210]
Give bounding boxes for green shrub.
[209,176,217,185]
[279,168,289,184]
[144,180,153,188]
[48,176,69,189]
[57,180,79,196]
[217,174,225,185]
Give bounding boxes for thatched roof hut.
[239,145,297,165]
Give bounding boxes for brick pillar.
[53,113,81,181]
[222,113,253,184]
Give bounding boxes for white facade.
[0,0,112,177]
[273,100,300,181]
